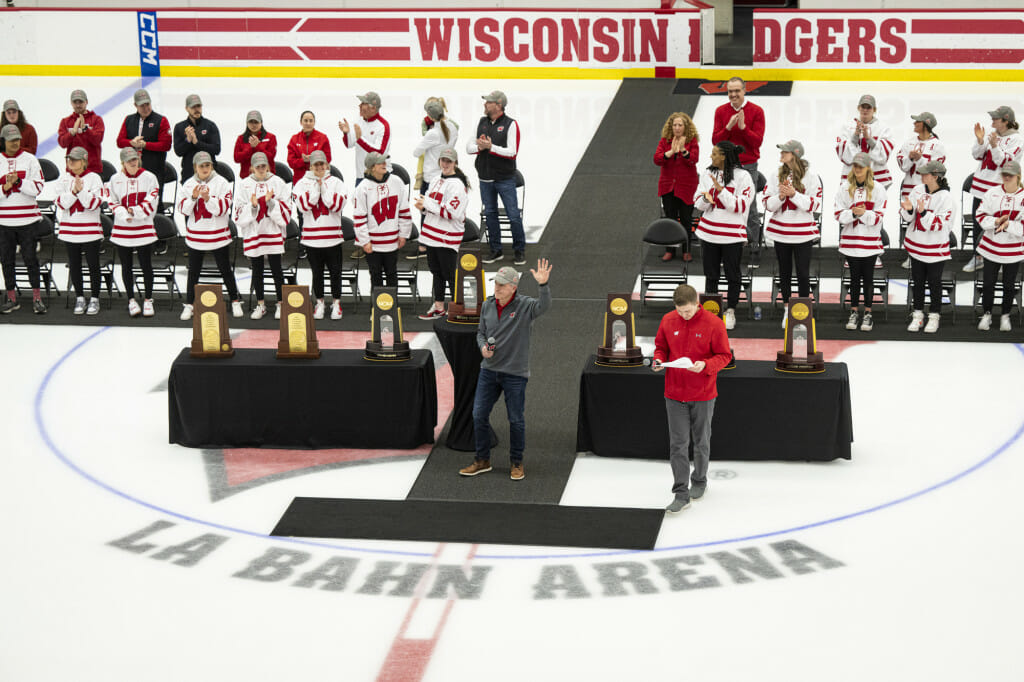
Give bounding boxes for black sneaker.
[154,241,168,256]
[482,250,503,264]
[513,250,526,265]
[32,299,48,314]
[0,299,19,314]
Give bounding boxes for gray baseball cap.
[246,110,262,123]
[309,150,328,165]
[911,112,937,129]
[1,124,21,141]
[439,148,458,163]
[989,105,1015,123]
[3,99,19,112]
[482,90,507,107]
[70,89,88,103]
[357,91,381,109]
[1001,161,1022,176]
[918,160,946,176]
[133,89,151,106]
[776,139,805,158]
[858,94,876,109]
[364,151,387,169]
[494,266,520,286]
[120,147,140,163]
[193,151,213,167]
[185,94,202,108]
[67,146,88,161]
[851,152,872,167]
[250,152,269,168]
[425,100,444,121]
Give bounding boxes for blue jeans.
[473,368,528,462]
[480,177,525,253]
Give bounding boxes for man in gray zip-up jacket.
[460,259,552,480]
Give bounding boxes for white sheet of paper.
[659,357,694,369]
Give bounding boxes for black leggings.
[186,245,239,304]
[910,258,944,314]
[65,240,101,298]
[426,246,457,303]
[981,259,1021,314]
[0,222,40,290]
[117,244,153,300]
[701,240,743,310]
[306,244,342,299]
[971,196,983,252]
[250,254,284,301]
[847,255,876,309]
[661,193,694,255]
[366,250,398,289]
[774,241,813,302]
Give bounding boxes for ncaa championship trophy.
[190,283,234,358]
[595,294,644,367]
[365,287,411,361]
[447,246,485,324]
[276,284,321,359]
[776,297,825,373]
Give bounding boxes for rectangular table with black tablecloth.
[577,356,852,461]
[168,348,436,449]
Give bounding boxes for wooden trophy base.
[365,341,411,361]
[277,339,321,360]
[445,303,480,325]
[190,340,234,359]
[595,347,644,368]
[775,351,825,373]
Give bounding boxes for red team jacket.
[654,306,732,402]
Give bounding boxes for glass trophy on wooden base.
[447,247,485,324]
[365,288,411,361]
[699,293,735,369]
[190,284,234,358]
[776,297,825,373]
[277,285,321,359]
[596,294,643,367]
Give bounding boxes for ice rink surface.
[2,75,1024,682]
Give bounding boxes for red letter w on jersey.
[371,195,399,225]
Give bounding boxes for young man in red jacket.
[652,284,732,513]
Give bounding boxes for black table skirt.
[433,317,496,451]
[168,348,437,449]
[577,356,852,461]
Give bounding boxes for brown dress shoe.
[510,462,524,480]
[459,459,492,476]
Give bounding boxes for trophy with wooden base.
[277,285,320,359]
[776,297,825,373]
[699,293,735,369]
[447,247,485,324]
[365,288,411,361]
[596,294,643,367]
[190,283,234,358]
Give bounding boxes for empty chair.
[36,158,61,219]
[145,214,182,309]
[639,217,688,310]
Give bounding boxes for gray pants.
[665,397,715,498]
[741,162,760,254]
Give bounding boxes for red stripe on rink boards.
[298,46,412,61]
[160,46,302,61]
[156,17,301,32]
[299,17,409,32]
[912,18,1024,34]
[911,48,1024,64]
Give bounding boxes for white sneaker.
[1000,314,1012,332]
[860,311,874,332]
[127,298,141,317]
[231,300,244,318]
[907,310,924,332]
[901,257,912,269]
[143,299,155,317]
[845,311,859,330]
[924,312,940,333]
[962,256,983,273]
[274,302,282,320]
[724,308,736,330]
[180,303,194,321]
[781,304,788,330]
[250,303,267,320]
[978,312,992,331]
[313,300,325,320]
[73,297,86,315]
[331,300,343,320]
[86,298,100,316]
